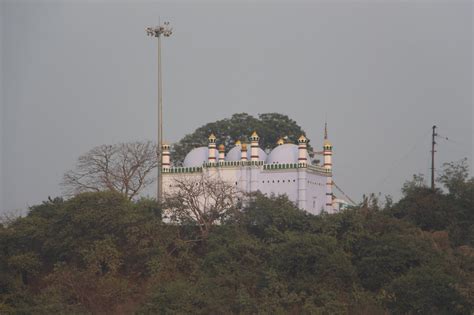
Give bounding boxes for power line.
[332,180,356,206]
[375,128,431,189]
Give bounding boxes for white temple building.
[162,127,337,215]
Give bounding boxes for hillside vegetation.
[0,159,473,314]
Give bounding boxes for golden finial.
[298,135,307,142]
[235,140,241,146]
[277,138,284,145]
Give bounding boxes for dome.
[183,147,208,167]
[225,146,267,161]
[266,143,310,164]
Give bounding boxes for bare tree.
[163,173,239,239]
[62,141,158,200]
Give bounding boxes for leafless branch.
[62,141,158,200]
[163,173,239,239]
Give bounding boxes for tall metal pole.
[431,125,437,190]
[157,34,162,201]
[146,23,172,202]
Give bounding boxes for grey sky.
[1,0,472,213]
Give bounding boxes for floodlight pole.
[431,125,437,190]
[146,22,172,202]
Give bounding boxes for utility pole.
[146,22,173,202]
[431,125,437,190]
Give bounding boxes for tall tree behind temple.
[171,113,314,165]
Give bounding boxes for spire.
[323,121,332,148]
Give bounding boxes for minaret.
[162,143,171,170]
[298,135,308,165]
[218,144,225,162]
[297,135,308,210]
[323,123,332,171]
[208,133,217,163]
[240,143,248,161]
[250,131,260,161]
[276,138,285,146]
[239,143,248,193]
[323,122,333,213]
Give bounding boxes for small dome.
[324,139,332,147]
[225,146,267,161]
[266,143,310,164]
[183,147,208,167]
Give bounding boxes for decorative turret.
[298,135,308,165]
[218,144,225,162]
[323,123,332,170]
[162,142,170,169]
[208,133,217,163]
[276,138,284,146]
[250,131,260,161]
[240,143,248,161]
[323,122,333,212]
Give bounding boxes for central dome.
[266,143,310,164]
[225,146,267,161]
[183,147,208,167]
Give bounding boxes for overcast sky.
[1,0,472,213]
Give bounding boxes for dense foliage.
[172,113,315,165]
[0,160,473,314]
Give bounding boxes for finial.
[324,121,328,140]
[235,140,241,146]
[298,135,307,143]
[277,138,284,145]
[251,131,259,139]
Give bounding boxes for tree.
[163,174,239,239]
[385,266,470,314]
[62,141,158,200]
[172,113,314,165]
[438,158,471,199]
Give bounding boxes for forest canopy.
[0,159,473,314]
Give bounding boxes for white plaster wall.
[305,171,328,215]
[163,166,329,215]
[257,169,299,203]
